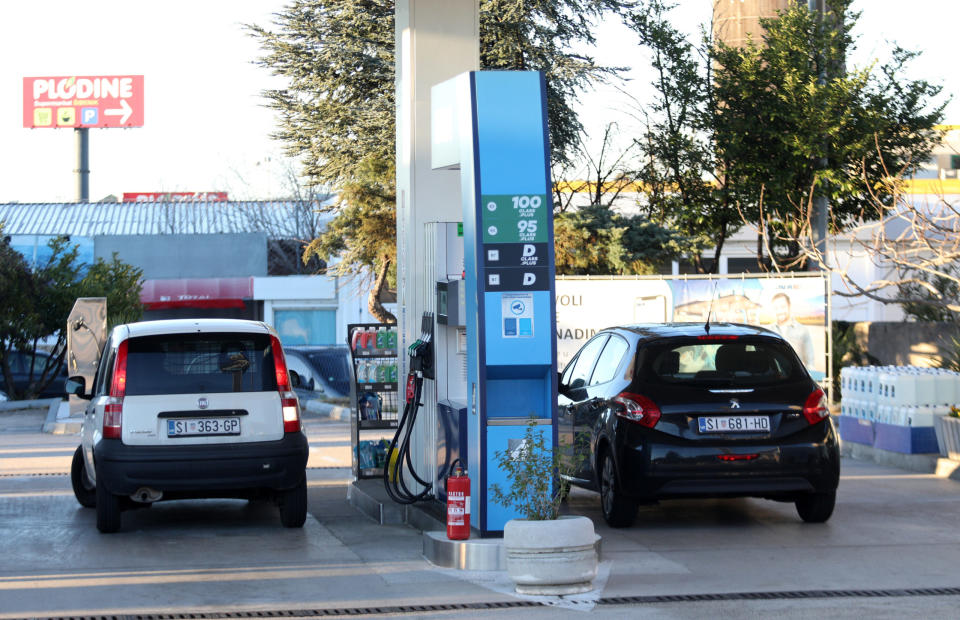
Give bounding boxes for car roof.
[119,319,274,339]
[608,322,784,342]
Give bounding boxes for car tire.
[599,450,638,528]
[70,446,96,508]
[278,477,307,528]
[795,490,836,523]
[96,477,122,533]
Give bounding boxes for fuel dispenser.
[388,70,557,537]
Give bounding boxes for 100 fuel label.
[481,194,548,244]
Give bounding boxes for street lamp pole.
[808,0,828,270]
[74,127,89,202]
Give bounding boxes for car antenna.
[704,281,719,335]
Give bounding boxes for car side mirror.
[288,369,302,389]
[66,376,91,400]
[307,377,316,391]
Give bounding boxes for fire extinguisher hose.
[383,372,433,504]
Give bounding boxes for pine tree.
[627,0,946,272]
[249,1,628,319]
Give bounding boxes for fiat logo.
[198,397,209,410]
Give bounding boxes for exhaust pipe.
[131,487,163,503]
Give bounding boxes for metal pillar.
[808,0,828,269]
[394,0,479,489]
[74,127,89,202]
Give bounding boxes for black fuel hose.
[383,372,433,504]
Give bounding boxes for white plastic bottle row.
[840,365,960,406]
[840,365,960,427]
[355,359,399,384]
[839,400,951,427]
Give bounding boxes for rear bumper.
[614,419,840,500]
[94,432,309,496]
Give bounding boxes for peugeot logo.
[729,399,740,409]
[198,397,209,410]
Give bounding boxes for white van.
[69,319,309,533]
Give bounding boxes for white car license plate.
[698,415,769,433]
[167,417,241,437]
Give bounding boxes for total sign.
[23,75,144,128]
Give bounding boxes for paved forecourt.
[1,418,960,618]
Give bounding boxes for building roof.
[0,200,334,237]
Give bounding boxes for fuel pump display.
[379,70,555,536]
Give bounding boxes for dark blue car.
[5,350,68,399]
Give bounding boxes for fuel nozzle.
[407,312,435,379]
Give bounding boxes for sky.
[1,0,958,204]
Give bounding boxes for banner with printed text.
[555,275,828,381]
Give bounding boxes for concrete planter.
[502,515,599,595]
[935,415,960,460]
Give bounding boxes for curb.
[43,400,81,435]
[303,399,351,422]
[840,438,940,473]
[0,397,60,413]
[0,398,75,435]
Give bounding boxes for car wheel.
[795,490,836,523]
[70,446,96,508]
[278,477,307,528]
[599,450,638,528]
[95,477,122,533]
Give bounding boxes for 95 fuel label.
[481,194,547,244]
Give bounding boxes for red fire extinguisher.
[446,459,470,540]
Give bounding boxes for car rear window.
[304,349,351,395]
[639,337,806,387]
[124,333,277,396]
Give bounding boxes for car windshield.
[125,332,277,396]
[639,337,805,387]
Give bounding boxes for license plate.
[698,416,769,433]
[167,417,241,437]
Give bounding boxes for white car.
[69,319,309,533]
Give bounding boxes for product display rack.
[348,323,399,479]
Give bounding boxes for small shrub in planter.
[490,417,598,595]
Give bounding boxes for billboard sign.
[122,192,228,203]
[555,274,829,383]
[23,75,144,128]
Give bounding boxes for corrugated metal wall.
[0,200,333,238]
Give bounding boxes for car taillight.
[281,396,300,432]
[271,335,301,433]
[802,388,829,425]
[697,335,739,341]
[103,340,128,440]
[612,392,661,428]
